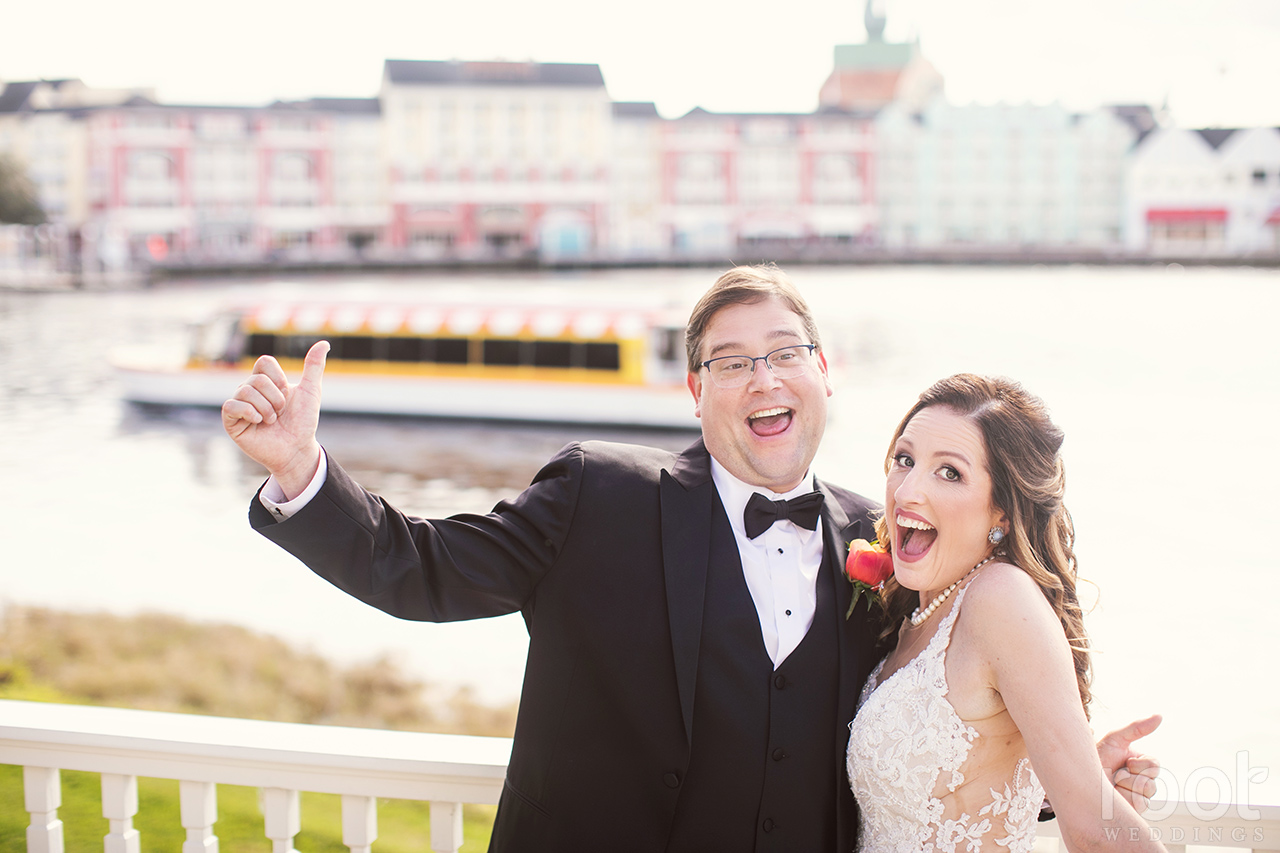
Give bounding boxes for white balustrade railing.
[3,697,1279,852]
[0,698,510,852]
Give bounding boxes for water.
[1,264,1277,804]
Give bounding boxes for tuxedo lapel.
[661,439,717,746]
[817,477,880,850]
[817,477,862,638]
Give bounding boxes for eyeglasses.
[699,344,818,388]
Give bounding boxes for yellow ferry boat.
[113,299,699,429]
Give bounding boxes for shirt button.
[763,818,775,832]
[663,772,680,788]
[774,674,786,689]
[772,748,786,761]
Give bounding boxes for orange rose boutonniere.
[844,538,894,619]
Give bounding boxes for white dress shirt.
[263,449,825,668]
[258,449,329,520]
[709,458,824,669]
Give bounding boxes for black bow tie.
[743,490,825,539]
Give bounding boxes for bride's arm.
[963,564,1165,852]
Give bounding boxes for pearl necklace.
[909,554,998,627]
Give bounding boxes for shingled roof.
[1195,128,1239,149]
[0,82,41,113]
[270,97,382,115]
[613,102,660,118]
[384,59,605,88]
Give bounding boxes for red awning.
[1146,208,1228,223]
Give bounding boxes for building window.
[273,117,313,133]
[130,151,175,180]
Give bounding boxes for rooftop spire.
[864,0,887,42]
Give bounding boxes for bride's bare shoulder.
[959,562,1062,639]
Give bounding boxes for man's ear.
[817,350,834,397]
[687,372,703,418]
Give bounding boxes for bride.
[847,374,1165,853]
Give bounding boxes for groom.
[224,264,1157,852]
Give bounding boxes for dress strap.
[921,580,971,661]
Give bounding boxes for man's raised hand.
[1097,713,1163,815]
[221,340,329,499]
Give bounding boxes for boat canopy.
[241,302,661,342]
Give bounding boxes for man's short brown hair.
[684,264,822,373]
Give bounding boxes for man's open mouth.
[748,407,793,436]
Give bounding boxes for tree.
[0,153,46,225]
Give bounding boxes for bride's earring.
[988,527,1005,545]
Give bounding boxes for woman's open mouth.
[896,514,936,560]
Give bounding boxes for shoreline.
[145,250,1280,281]
[4,251,1278,293]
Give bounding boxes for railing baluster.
[261,787,301,853]
[23,766,64,853]
[101,773,141,853]
[429,800,464,853]
[179,780,219,852]
[341,795,378,853]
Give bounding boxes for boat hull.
[114,365,700,431]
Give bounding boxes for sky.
[4,0,1279,128]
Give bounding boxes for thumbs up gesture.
[221,340,329,500]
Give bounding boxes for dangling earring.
[988,526,1005,545]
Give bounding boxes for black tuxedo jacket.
[251,437,884,853]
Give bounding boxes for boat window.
[239,332,621,371]
[246,333,276,358]
[335,336,377,361]
[483,339,522,366]
[533,341,573,368]
[190,314,243,364]
[278,335,324,360]
[387,337,471,364]
[436,338,469,364]
[386,337,423,362]
[655,327,683,364]
[584,342,621,371]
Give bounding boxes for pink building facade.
[655,108,878,256]
[379,60,613,261]
[78,99,382,267]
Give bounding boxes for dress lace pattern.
[847,585,1044,853]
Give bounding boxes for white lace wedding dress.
[847,584,1045,853]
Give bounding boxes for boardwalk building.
[379,59,613,261]
[1124,126,1280,256]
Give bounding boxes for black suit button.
[773,674,786,689]
[763,818,775,832]
[663,772,680,788]
[772,748,786,761]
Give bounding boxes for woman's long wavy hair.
[874,373,1093,715]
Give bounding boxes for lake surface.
[2,263,1277,804]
